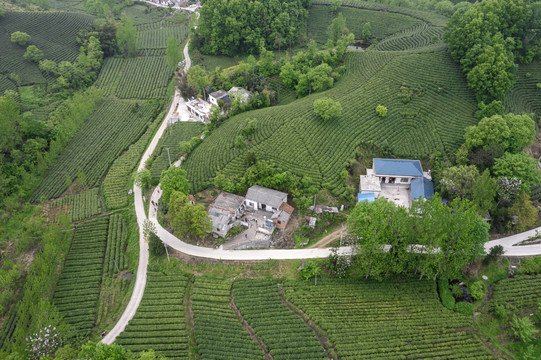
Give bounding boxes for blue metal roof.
[373,158,423,177]
[411,177,434,201]
[357,193,376,203]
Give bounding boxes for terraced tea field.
[0,12,94,86]
[53,216,109,338]
[504,61,541,117]
[182,48,477,196]
[116,271,190,359]
[283,279,494,359]
[32,100,158,201]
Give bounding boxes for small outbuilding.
[228,87,250,104]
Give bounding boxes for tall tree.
[116,15,138,57]
[168,191,212,239]
[160,166,190,205]
[327,13,347,45]
[187,65,210,99]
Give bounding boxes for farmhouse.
[359,158,434,208]
[186,98,212,122]
[207,192,245,237]
[208,185,295,237]
[228,87,250,104]
[245,185,287,213]
[208,89,231,106]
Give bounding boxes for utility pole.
[166,147,172,167]
[130,145,134,157]
[340,224,343,247]
[113,259,120,273]
[163,241,170,262]
[313,194,317,208]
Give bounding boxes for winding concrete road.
[102,10,541,344]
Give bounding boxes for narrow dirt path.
[308,227,346,249]
[277,284,339,360]
[229,287,272,360]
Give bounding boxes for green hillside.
[504,61,541,117]
[0,11,94,87]
[182,48,476,196]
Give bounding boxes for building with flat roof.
[208,89,230,106]
[186,98,212,123]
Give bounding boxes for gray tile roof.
[245,185,287,209]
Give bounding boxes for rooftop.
[210,192,245,213]
[186,98,211,114]
[209,89,229,99]
[360,174,381,192]
[373,158,423,177]
[411,177,434,201]
[246,185,288,209]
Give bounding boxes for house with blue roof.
[358,158,434,208]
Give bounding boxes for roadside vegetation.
[1,0,541,359]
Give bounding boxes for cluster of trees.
[39,37,104,91]
[313,97,342,121]
[280,35,353,97]
[437,109,539,231]
[10,32,44,63]
[342,196,489,281]
[444,0,539,103]
[77,18,119,57]
[195,0,310,56]
[214,159,319,210]
[157,166,212,239]
[0,88,103,209]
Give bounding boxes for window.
[400,178,409,183]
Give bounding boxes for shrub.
[149,232,166,257]
[493,304,510,320]
[483,245,504,265]
[438,278,455,310]
[520,257,541,274]
[375,104,387,117]
[469,281,486,300]
[451,284,463,299]
[454,302,474,315]
[511,316,539,343]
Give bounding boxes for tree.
[348,198,412,280]
[493,152,540,192]
[187,65,210,99]
[313,97,342,121]
[11,31,31,46]
[440,165,480,199]
[473,169,497,211]
[23,45,44,63]
[166,36,181,69]
[116,15,138,57]
[329,0,341,13]
[0,95,22,155]
[148,232,165,257]
[135,169,152,190]
[508,194,538,231]
[168,191,212,239]
[160,166,190,205]
[327,13,347,44]
[413,196,489,280]
[361,22,371,41]
[375,105,387,117]
[39,59,58,75]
